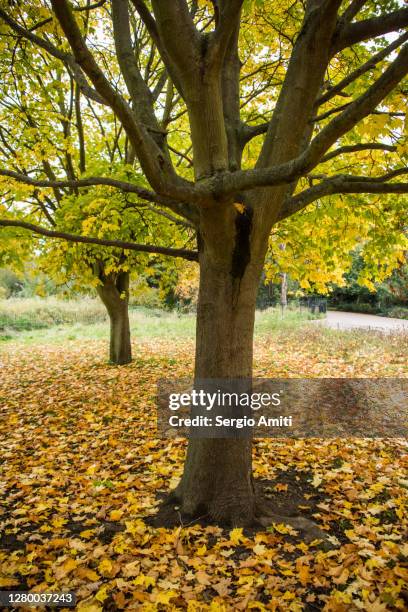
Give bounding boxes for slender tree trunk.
[279,243,288,310]
[280,273,288,309]
[174,208,266,525]
[96,270,132,365]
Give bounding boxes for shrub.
[330,302,379,315]
[129,278,162,308]
[385,306,408,320]
[0,297,108,331]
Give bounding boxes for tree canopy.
[0,0,406,253]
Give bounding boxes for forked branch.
[50,0,178,194]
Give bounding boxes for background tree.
[0,0,407,525]
[264,192,407,294]
[0,8,194,363]
[327,247,408,315]
[38,180,192,364]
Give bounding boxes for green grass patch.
[0,299,318,346]
[0,297,108,331]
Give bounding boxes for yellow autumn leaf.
[394,566,408,581]
[125,519,146,536]
[229,527,245,545]
[311,474,323,488]
[63,558,78,574]
[133,574,155,587]
[77,567,100,582]
[98,558,113,576]
[109,509,123,521]
[196,570,211,586]
[298,563,310,586]
[0,577,20,587]
[95,586,109,603]
[154,590,177,604]
[79,529,95,539]
[272,523,297,535]
[253,543,266,556]
[35,502,49,512]
[396,506,404,520]
[77,603,102,612]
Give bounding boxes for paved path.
[314,310,408,332]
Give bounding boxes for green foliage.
[0,264,61,298]
[386,306,408,320]
[329,250,408,315]
[238,0,408,293]
[129,277,162,309]
[0,268,23,298]
[0,19,191,297]
[265,193,407,294]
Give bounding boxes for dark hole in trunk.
[231,205,253,279]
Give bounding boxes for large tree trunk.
[96,270,132,365]
[174,207,266,525]
[172,217,327,541]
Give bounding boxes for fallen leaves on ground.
[0,331,407,610]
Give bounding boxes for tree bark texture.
[96,269,132,365]
[174,205,268,525]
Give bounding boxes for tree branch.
[0,168,174,207]
[0,219,198,261]
[111,0,170,153]
[50,0,177,194]
[75,84,86,173]
[199,41,408,198]
[319,31,408,105]
[129,0,185,96]
[207,0,244,68]
[312,102,352,123]
[279,168,408,220]
[257,0,343,169]
[334,8,408,52]
[219,6,242,171]
[241,122,270,144]
[320,143,396,163]
[143,203,195,229]
[340,0,367,25]
[129,0,160,47]
[0,168,199,222]
[305,43,408,172]
[75,0,107,11]
[149,0,199,92]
